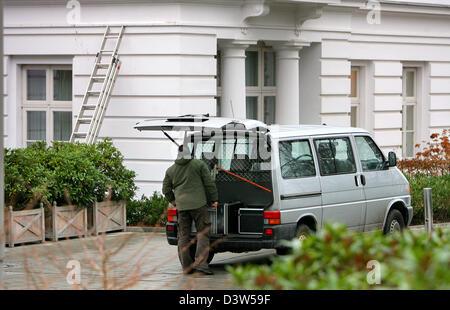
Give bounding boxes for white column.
[219,40,254,119]
[274,43,307,125]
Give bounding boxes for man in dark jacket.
[162,145,218,275]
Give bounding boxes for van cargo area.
[165,130,283,253]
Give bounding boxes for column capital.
[272,41,310,51]
[272,41,310,60]
[218,40,257,58]
[219,39,257,50]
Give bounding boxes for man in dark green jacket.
[162,145,218,275]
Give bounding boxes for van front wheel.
[384,209,405,234]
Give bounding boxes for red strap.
[216,166,272,193]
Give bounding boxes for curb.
[126,226,165,233]
[408,222,450,231]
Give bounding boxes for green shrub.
[4,139,137,210]
[229,223,450,290]
[126,192,169,226]
[408,174,449,225]
[4,142,52,209]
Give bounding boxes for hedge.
[229,223,450,290]
[4,139,137,210]
[407,174,449,225]
[126,193,168,226]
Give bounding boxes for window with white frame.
[245,44,276,124]
[402,68,417,158]
[349,67,360,127]
[23,66,73,147]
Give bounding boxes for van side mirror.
[388,151,397,167]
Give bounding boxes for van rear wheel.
[276,224,313,255]
[296,224,313,241]
[384,209,405,234]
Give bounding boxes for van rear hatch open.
[135,115,273,238]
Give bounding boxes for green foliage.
[407,174,450,225]
[4,142,52,208]
[126,192,169,226]
[4,139,137,210]
[229,223,450,290]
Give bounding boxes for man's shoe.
[193,267,214,275]
[183,268,195,275]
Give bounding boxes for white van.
[135,115,413,261]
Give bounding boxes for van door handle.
[360,175,366,186]
[354,175,359,186]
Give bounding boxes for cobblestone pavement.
[2,232,275,290]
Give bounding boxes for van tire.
[276,224,313,256]
[296,224,313,241]
[384,209,405,234]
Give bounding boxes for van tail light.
[264,211,281,225]
[409,184,411,195]
[168,208,178,223]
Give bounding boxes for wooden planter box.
[93,201,126,235]
[4,206,45,247]
[45,203,88,241]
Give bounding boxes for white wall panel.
[320,96,350,114]
[373,61,403,77]
[430,78,450,94]
[429,62,450,77]
[124,160,172,182]
[135,182,164,197]
[430,111,450,127]
[320,114,349,127]
[73,76,216,97]
[74,55,216,76]
[374,78,402,94]
[430,95,450,111]
[321,40,350,59]
[374,95,402,111]
[113,140,178,161]
[374,130,402,147]
[320,59,350,76]
[73,96,215,118]
[374,112,402,130]
[321,77,350,95]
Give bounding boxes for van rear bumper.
[166,222,297,253]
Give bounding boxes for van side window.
[279,140,316,178]
[355,136,385,171]
[314,137,356,176]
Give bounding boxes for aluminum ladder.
[70,25,125,144]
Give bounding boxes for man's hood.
[175,158,192,166]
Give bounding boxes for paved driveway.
[2,232,275,290]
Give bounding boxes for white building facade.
[3,0,450,196]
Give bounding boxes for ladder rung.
[87,91,100,96]
[100,50,114,53]
[96,63,110,69]
[82,105,97,110]
[77,118,92,124]
[106,35,120,39]
[73,132,87,138]
[92,76,105,81]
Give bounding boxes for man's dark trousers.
[177,205,211,272]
